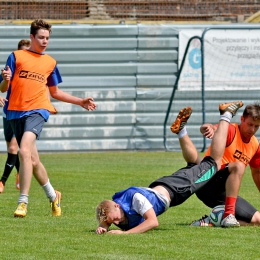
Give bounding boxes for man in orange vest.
[173,103,260,227]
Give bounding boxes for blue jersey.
[112,186,166,230]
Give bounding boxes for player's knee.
[250,211,260,225]
[228,161,245,177]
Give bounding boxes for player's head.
[30,19,52,36]
[17,39,31,50]
[30,19,52,53]
[242,102,260,120]
[240,102,260,139]
[96,200,124,226]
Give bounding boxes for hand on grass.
[95,226,107,234]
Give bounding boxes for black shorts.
[10,113,45,146]
[3,117,14,142]
[149,156,218,207]
[195,167,257,223]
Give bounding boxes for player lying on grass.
[95,101,243,234]
[188,102,260,226]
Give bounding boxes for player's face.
[240,116,260,141]
[30,29,50,54]
[106,207,124,225]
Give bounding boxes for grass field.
[0,151,259,260]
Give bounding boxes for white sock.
[178,127,187,139]
[220,111,232,123]
[42,179,56,202]
[18,194,29,204]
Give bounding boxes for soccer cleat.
[221,214,240,228]
[190,215,213,227]
[0,181,4,193]
[15,173,20,190]
[14,202,27,218]
[171,106,192,134]
[219,101,243,117]
[51,190,62,216]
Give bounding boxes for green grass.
[0,151,259,260]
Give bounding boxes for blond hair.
[96,200,116,224]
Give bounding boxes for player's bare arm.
[108,208,159,235]
[49,86,97,111]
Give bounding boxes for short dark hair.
[243,101,260,120]
[17,39,31,50]
[30,19,52,36]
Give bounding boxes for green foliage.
[0,152,259,260]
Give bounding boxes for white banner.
[178,29,203,90]
[178,29,260,90]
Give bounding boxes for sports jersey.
[112,186,167,230]
[204,123,260,167]
[4,50,62,121]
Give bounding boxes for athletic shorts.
[196,167,257,223]
[3,117,14,142]
[10,113,45,146]
[149,156,218,207]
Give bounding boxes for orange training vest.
[8,50,57,113]
[204,123,259,166]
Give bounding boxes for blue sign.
[188,48,201,69]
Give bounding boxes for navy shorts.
[3,117,14,142]
[196,167,257,223]
[149,156,218,207]
[10,113,45,146]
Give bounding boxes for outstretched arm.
[49,86,96,111]
[108,208,159,234]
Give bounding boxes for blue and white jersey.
[112,186,168,230]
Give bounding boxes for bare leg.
[179,135,201,164]
[209,119,230,170]
[18,131,35,197]
[226,162,245,198]
[171,106,201,164]
[14,131,59,218]
[31,143,49,185]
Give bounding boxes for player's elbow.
[151,219,159,229]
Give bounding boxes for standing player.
[0,39,31,193]
[95,101,242,234]
[0,19,96,218]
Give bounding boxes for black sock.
[1,153,18,184]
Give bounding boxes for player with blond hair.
[96,101,243,234]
